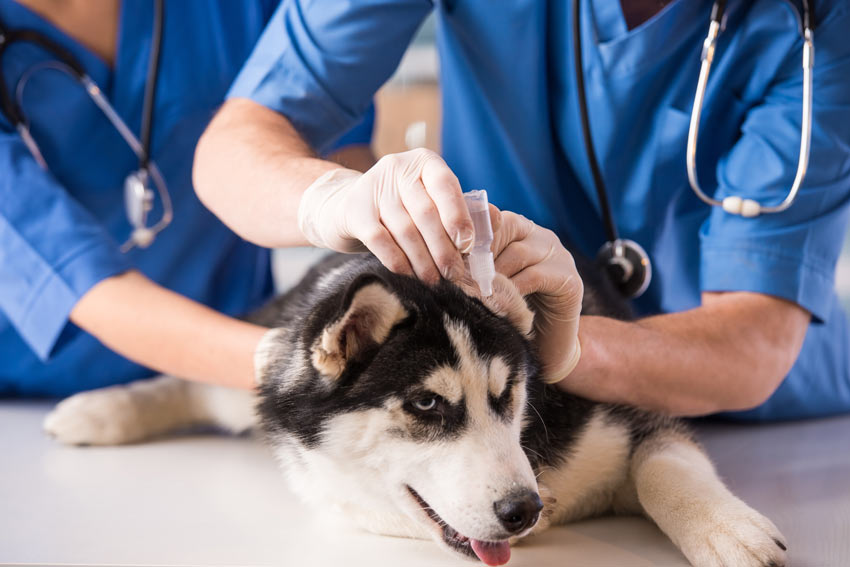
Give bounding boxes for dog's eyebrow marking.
[443,314,513,420]
[488,357,510,399]
[423,366,464,405]
[443,315,489,409]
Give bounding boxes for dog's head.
[256,269,541,566]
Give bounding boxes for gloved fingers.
[490,211,535,259]
[510,265,583,321]
[509,265,552,303]
[417,153,474,253]
[400,178,465,280]
[488,204,503,234]
[356,220,415,277]
[379,196,442,283]
[494,234,549,282]
[493,221,559,287]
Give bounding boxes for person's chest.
[0,0,271,197]
[437,0,801,225]
[13,0,120,66]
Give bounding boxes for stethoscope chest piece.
[123,169,156,249]
[124,170,154,228]
[0,0,170,253]
[596,239,652,299]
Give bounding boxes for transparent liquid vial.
[463,190,495,296]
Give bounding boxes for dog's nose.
[493,489,543,534]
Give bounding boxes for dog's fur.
[44,253,787,566]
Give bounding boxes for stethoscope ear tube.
[0,1,172,252]
[0,26,87,126]
[686,0,815,218]
[571,0,619,247]
[575,0,815,299]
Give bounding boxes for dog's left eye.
[412,396,439,411]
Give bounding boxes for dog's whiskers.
[534,467,553,479]
[526,400,549,444]
[521,443,546,461]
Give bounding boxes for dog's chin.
[405,485,512,566]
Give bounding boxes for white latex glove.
[491,211,584,384]
[298,149,474,283]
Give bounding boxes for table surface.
[1,400,848,567]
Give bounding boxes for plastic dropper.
[463,190,495,297]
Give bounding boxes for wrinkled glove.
[490,211,584,384]
[297,148,474,283]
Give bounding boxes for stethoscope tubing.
[571,0,619,245]
[0,1,171,251]
[13,62,173,251]
[572,0,815,298]
[687,2,815,217]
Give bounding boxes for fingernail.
[455,229,474,253]
[441,264,454,281]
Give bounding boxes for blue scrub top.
[0,0,373,397]
[230,0,850,420]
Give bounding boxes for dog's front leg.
[631,436,787,567]
[44,375,256,445]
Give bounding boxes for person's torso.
[0,0,277,395]
[435,0,814,316]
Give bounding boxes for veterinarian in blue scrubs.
[0,0,374,397]
[194,0,850,421]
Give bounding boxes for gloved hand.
[490,211,584,384]
[298,149,474,283]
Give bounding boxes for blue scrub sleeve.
[227,0,431,153]
[700,6,850,322]
[327,103,376,152]
[0,128,132,361]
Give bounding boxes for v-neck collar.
[109,0,152,117]
[0,0,126,94]
[591,0,627,42]
[586,0,714,77]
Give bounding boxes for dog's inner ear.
[311,278,408,379]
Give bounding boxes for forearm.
[70,271,268,389]
[565,292,810,416]
[193,98,342,247]
[327,143,377,173]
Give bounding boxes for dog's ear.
[311,275,409,380]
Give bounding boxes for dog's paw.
[44,387,146,446]
[678,498,787,567]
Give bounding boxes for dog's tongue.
[470,539,511,566]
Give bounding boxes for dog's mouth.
[406,485,511,566]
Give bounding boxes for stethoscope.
[573,0,816,298]
[0,0,171,252]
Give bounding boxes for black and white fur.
[44,253,787,567]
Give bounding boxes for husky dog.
[45,253,787,567]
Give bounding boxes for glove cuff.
[297,168,363,249]
[541,338,581,384]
